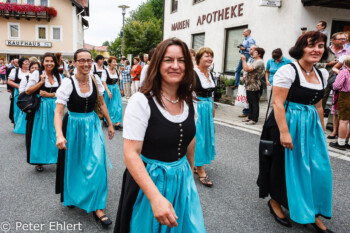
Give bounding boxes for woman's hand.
[266,80,271,86]
[39,90,50,97]
[40,74,45,83]
[150,195,178,228]
[108,125,115,139]
[56,136,67,150]
[280,132,293,150]
[107,90,112,99]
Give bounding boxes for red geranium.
[0,2,57,17]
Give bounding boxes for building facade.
[0,0,89,62]
[163,0,350,74]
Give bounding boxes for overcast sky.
[84,0,145,46]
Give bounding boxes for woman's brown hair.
[142,38,195,106]
[54,52,63,66]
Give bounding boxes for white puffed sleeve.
[8,68,16,81]
[272,65,295,89]
[94,75,105,96]
[123,92,151,141]
[55,78,73,105]
[100,69,107,82]
[19,76,28,93]
[25,70,40,91]
[193,101,198,124]
[320,68,329,89]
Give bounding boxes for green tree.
[91,47,98,60]
[102,40,110,46]
[107,37,122,57]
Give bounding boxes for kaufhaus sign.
[6,40,52,48]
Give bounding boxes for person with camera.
[233,29,256,88]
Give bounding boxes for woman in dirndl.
[193,47,216,187]
[102,56,123,130]
[25,53,61,172]
[7,57,30,133]
[91,55,107,80]
[55,49,115,228]
[55,52,70,79]
[114,38,206,233]
[258,31,333,232]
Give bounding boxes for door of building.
[331,20,350,36]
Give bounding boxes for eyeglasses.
[335,38,346,41]
[76,59,93,64]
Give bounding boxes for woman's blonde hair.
[195,47,214,65]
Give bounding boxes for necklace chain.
[161,93,179,104]
[298,62,314,76]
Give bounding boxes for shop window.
[27,0,35,4]
[36,25,48,40]
[192,33,205,51]
[40,0,48,6]
[171,0,178,13]
[51,26,62,41]
[7,0,18,3]
[193,0,205,4]
[8,23,20,40]
[224,26,247,74]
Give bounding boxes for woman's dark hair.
[289,31,328,60]
[272,48,283,60]
[95,55,104,63]
[74,48,91,61]
[41,52,60,82]
[54,52,63,66]
[255,47,265,59]
[18,57,29,68]
[29,61,41,71]
[148,48,156,62]
[134,57,140,62]
[142,38,195,106]
[108,56,118,64]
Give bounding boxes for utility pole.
[118,5,130,56]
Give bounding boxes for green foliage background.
[107,0,163,57]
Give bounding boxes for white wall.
[163,0,350,73]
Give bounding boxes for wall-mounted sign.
[197,3,244,26]
[6,40,52,48]
[172,19,190,31]
[259,0,281,7]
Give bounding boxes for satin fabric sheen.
[13,88,20,125]
[130,155,207,233]
[194,96,216,167]
[13,88,27,134]
[285,102,332,224]
[29,97,58,164]
[104,83,123,124]
[63,111,109,213]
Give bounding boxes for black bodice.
[93,64,103,78]
[14,68,21,84]
[195,72,215,97]
[106,69,119,85]
[288,63,324,105]
[67,77,97,113]
[141,95,196,162]
[38,75,61,93]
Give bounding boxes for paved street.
[0,88,349,233]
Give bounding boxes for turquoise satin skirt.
[63,111,110,213]
[104,83,123,124]
[194,97,216,167]
[13,88,20,125]
[14,111,27,134]
[285,102,332,224]
[130,155,207,233]
[29,97,58,164]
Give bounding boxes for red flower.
[0,2,57,17]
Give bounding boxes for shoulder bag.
[17,72,42,114]
[90,74,104,120]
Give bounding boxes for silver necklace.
[298,62,313,76]
[161,93,179,104]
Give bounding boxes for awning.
[302,0,350,9]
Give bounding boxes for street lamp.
[118,5,130,56]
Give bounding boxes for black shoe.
[93,211,112,228]
[114,124,123,131]
[327,135,338,139]
[103,121,108,127]
[67,205,75,209]
[311,223,334,233]
[35,166,44,172]
[329,142,346,151]
[267,201,292,227]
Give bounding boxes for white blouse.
[25,70,61,91]
[123,92,198,141]
[90,63,107,81]
[194,67,216,89]
[58,62,68,71]
[55,75,105,105]
[19,76,29,93]
[8,68,30,82]
[273,62,328,90]
[102,69,119,82]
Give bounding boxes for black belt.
[107,79,118,85]
[196,90,214,98]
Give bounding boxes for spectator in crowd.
[29,57,39,63]
[143,54,149,65]
[234,29,256,88]
[344,31,350,49]
[189,48,196,66]
[329,32,349,57]
[0,59,6,84]
[121,60,132,98]
[137,54,144,68]
[329,55,350,150]
[67,60,74,76]
[265,48,292,104]
[140,48,155,87]
[238,45,257,118]
[316,20,327,35]
[130,57,142,95]
[118,58,126,97]
[241,47,265,125]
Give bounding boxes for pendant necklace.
[298,62,313,76]
[161,93,179,104]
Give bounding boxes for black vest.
[288,63,324,105]
[67,77,97,113]
[141,95,196,162]
[14,68,21,84]
[195,72,215,97]
[93,64,104,78]
[106,69,119,85]
[38,73,61,93]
